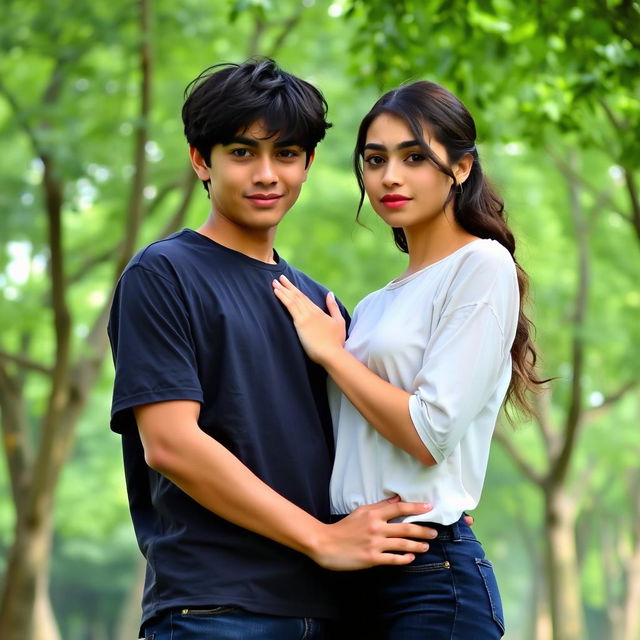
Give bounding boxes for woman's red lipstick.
[381,194,411,209]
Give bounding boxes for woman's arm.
[274,266,514,467]
[273,276,436,465]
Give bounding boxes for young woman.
[272,81,541,639]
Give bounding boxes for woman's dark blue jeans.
[332,516,505,639]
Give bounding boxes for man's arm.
[135,400,437,571]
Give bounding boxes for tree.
[0,1,363,637]
[345,0,640,242]
[2,1,637,637]
[491,143,638,639]
[0,2,158,637]
[340,3,639,638]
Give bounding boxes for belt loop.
[450,519,461,542]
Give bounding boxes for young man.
[108,59,435,640]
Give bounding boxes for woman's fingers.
[273,276,307,308]
[272,278,305,317]
[273,276,339,323]
[277,275,307,303]
[272,275,346,364]
[278,274,296,289]
[326,291,342,321]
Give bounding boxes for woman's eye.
[407,153,426,163]
[365,155,384,166]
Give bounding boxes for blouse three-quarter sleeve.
[408,251,518,464]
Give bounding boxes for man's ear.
[302,150,315,182]
[189,146,212,181]
[454,152,473,186]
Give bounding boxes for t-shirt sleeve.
[108,264,203,434]
[408,252,518,463]
[336,297,351,333]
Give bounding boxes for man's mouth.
[246,193,283,206]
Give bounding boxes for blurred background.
[0,1,638,639]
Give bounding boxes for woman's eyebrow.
[364,140,422,151]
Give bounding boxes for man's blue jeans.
[141,607,329,639]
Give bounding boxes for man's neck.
[196,217,277,264]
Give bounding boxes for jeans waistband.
[414,515,470,541]
[329,514,470,542]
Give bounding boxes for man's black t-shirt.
[108,229,341,624]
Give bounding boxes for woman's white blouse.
[329,239,519,524]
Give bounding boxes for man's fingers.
[386,522,437,540]
[375,501,433,521]
[373,552,416,567]
[358,495,400,510]
[371,536,435,567]
[383,538,430,554]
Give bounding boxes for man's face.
[193,121,313,233]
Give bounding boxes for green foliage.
[346,0,640,151]
[1,1,639,638]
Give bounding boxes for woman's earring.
[456,182,464,194]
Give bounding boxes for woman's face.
[362,113,457,234]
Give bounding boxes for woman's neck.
[403,213,479,276]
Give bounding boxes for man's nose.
[253,156,278,184]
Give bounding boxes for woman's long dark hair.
[353,81,545,419]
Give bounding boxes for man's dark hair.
[182,58,331,193]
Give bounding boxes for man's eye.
[231,148,251,157]
[278,149,300,158]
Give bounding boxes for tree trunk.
[532,552,552,640]
[621,540,640,640]
[0,2,154,636]
[544,487,585,640]
[621,469,640,640]
[33,568,61,640]
[0,509,59,640]
[0,380,95,639]
[601,521,624,640]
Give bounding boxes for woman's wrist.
[318,344,350,370]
